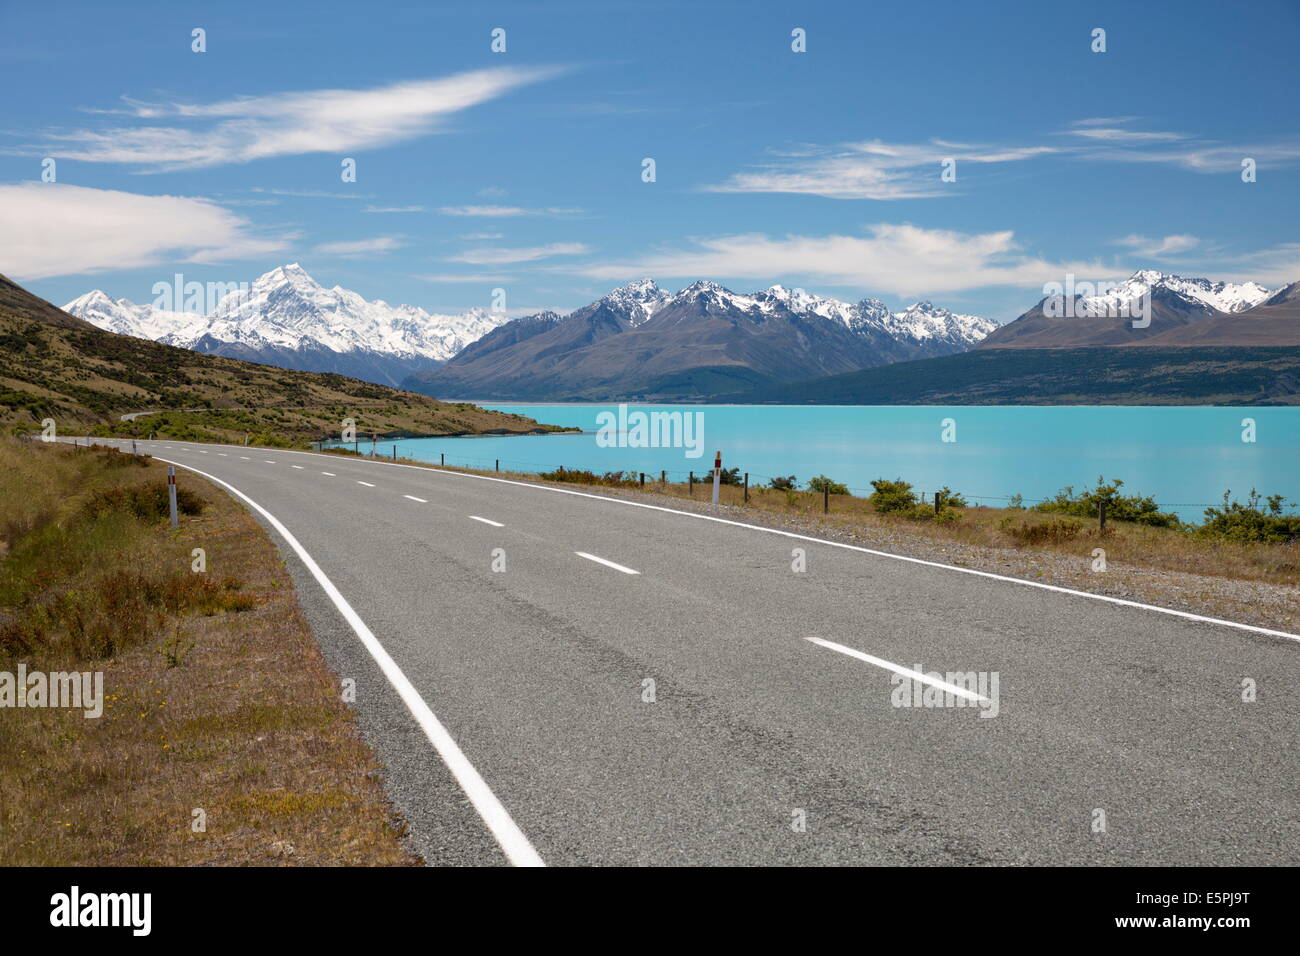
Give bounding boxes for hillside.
[0,273,559,444]
[720,346,1300,406]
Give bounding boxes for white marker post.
[167,466,179,528]
[712,450,722,506]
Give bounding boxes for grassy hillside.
[722,346,1300,406]
[0,273,566,445]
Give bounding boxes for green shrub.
[807,475,849,495]
[1036,476,1180,528]
[869,478,917,513]
[1198,490,1300,543]
[768,475,797,491]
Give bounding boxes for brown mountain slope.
[0,272,557,443]
[1125,299,1300,347]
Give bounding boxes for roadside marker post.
[167,466,179,528]
[712,450,722,506]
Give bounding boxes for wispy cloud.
[365,204,426,213]
[313,236,404,256]
[705,139,1059,200]
[1064,118,1300,172]
[0,183,292,280]
[21,68,564,171]
[1113,234,1204,258]
[438,204,585,217]
[450,242,590,265]
[571,224,1102,297]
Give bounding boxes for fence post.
[167,466,179,528]
[689,472,694,495]
[935,490,942,515]
[441,452,444,467]
[711,450,721,506]
[824,484,829,514]
[744,472,749,503]
[495,459,499,472]
[392,446,397,460]
[660,470,666,484]
[639,472,645,488]
[1099,499,1107,534]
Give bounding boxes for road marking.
[575,551,640,575]
[468,515,504,527]
[805,637,990,703]
[291,465,304,469]
[147,455,545,868]
[404,495,428,503]
[130,440,1300,644]
[321,471,335,476]
[217,453,227,457]
[239,456,250,460]
[357,480,375,487]
[264,460,276,464]
[198,450,208,454]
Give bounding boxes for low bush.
[1198,490,1300,543]
[807,475,849,495]
[1036,476,1180,528]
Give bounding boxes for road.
[64,437,1299,865]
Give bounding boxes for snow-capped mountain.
[1075,270,1273,318]
[606,278,996,350]
[64,264,510,387]
[980,270,1282,349]
[407,278,997,401]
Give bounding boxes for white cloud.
[26,68,562,171]
[450,242,590,265]
[571,224,1102,298]
[313,236,403,256]
[1113,234,1203,258]
[365,204,426,213]
[705,139,1059,200]
[438,204,585,217]
[0,182,291,280]
[460,232,504,240]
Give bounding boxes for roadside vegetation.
[450,459,1298,588]
[0,437,417,865]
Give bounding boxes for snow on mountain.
[599,277,670,325]
[1078,270,1275,317]
[755,284,994,347]
[64,264,510,385]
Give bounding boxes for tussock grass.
[0,437,417,865]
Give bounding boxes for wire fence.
[319,440,1254,514]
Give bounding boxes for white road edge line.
[404,495,428,503]
[468,515,504,527]
[147,454,545,867]
[575,551,640,575]
[805,637,990,703]
[121,440,1300,644]
[357,480,375,487]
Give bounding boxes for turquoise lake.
[353,405,1298,523]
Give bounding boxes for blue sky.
[2,0,1298,322]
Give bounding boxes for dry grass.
[0,438,419,865]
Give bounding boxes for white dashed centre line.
[404,495,428,503]
[321,472,335,476]
[468,515,504,527]
[239,456,250,460]
[291,465,304,469]
[264,460,276,464]
[217,453,227,457]
[357,480,375,487]
[575,552,639,575]
[804,637,991,703]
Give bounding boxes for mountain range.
[404,279,997,400]
[64,264,509,387]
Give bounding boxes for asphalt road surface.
[63,437,1300,866]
